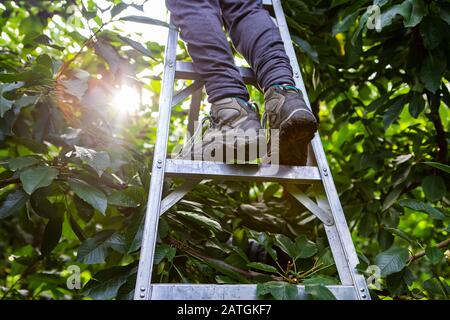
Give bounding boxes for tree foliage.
[0,0,449,300]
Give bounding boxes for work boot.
[182,97,262,162]
[264,84,318,166]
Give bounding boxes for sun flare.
[112,85,141,114]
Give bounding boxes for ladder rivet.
[140,293,145,298]
[140,286,146,292]
[157,164,162,169]
[362,294,367,299]
[360,288,365,292]
[157,159,163,164]
[323,168,327,172]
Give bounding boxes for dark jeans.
[165,0,294,103]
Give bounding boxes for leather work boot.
[264,84,318,166]
[182,97,262,163]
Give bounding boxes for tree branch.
[167,236,282,281]
[408,238,450,263]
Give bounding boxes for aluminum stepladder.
[134,0,370,300]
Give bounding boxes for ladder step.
[151,284,357,300]
[165,159,321,183]
[175,61,256,84]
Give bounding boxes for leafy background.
[0,0,449,300]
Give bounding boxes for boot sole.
[278,110,317,166]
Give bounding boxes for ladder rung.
[165,159,321,183]
[151,284,357,300]
[175,61,256,84]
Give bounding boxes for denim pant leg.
[220,0,294,92]
[165,0,249,103]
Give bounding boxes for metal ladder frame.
[134,0,370,300]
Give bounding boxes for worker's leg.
[220,0,317,166]
[165,0,249,103]
[219,0,294,91]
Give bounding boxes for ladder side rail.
[133,17,178,300]
[271,0,370,299]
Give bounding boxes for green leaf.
[382,187,402,211]
[382,226,414,243]
[30,190,54,219]
[292,36,319,63]
[119,16,170,28]
[13,95,40,114]
[295,235,318,259]
[81,264,137,299]
[408,93,425,118]
[59,78,88,100]
[364,94,389,115]
[118,35,154,59]
[422,162,450,174]
[438,2,450,25]
[0,189,29,219]
[36,54,53,70]
[263,183,280,202]
[124,207,145,253]
[332,11,360,36]
[108,190,139,207]
[383,95,408,129]
[420,52,446,93]
[73,194,94,222]
[403,0,427,28]
[19,165,59,195]
[398,199,445,220]
[421,175,446,202]
[77,230,122,264]
[305,284,337,300]
[386,267,414,295]
[73,145,111,176]
[8,156,40,171]
[116,275,137,300]
[154,244,176,264]
[93,40,123,74]
[68,214,86,241]
[0,83,14,117]
[379,2,411,29]
[274,234,295,258]
[177,211,222,231]
[348,10,368,46]
[247,230,277,260]
[425,247,444,265]
[19,15,43,35]
[32,34,65,51]
[81,8,97,20]
[247,262,278,273]
[256,281,298,300]
[111,2,128,18]
[420,16,443,50]
[68,179,108,214]
[303,275,339,286]
[375,246,409,276]
[274,234,317,260]
[41,216,63,255]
